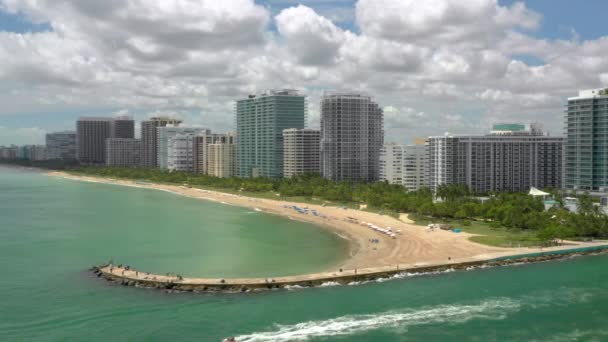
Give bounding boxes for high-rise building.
[193,132,219,174]
[565,88,608,192]
[283,128,320,178]
[110,117,135,139]
[167,134,197,172]
[76,116,134,164]
[141,117,182,167]
[0,145,17,159]
[236,90,306,178]
[31,145,47,161]
[208,135,236,178]
[320,92,384,182]
[428,124,564,194]
[157,127,209,170]
[380,142,428,191]
[77,117,112,164]
[46,131,77,160]
[193,132,235,175]
[105,138,141,167]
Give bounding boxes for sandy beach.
[48,171,608,272]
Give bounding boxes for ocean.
[1,166,607,341]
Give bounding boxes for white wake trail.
[234,298,520,342]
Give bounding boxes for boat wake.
[234,286,605,341]
[234,298,520,341]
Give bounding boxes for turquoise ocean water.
[1,166,607,341]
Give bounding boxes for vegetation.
[5,162,608,245]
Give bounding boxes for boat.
[223,337,236,342]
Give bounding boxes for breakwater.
[91,244,608,293]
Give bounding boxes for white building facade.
[157,127,210,170]
[380,143,428,191]
[167,134,197,172]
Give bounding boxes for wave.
[234,298,520,342]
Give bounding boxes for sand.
[48,171,608,272]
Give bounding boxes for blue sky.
[0,0,607,145]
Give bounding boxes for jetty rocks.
[90,245,608,294]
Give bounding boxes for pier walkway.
[93,244,608,293]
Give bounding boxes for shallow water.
[1,166,607,341]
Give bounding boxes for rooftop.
[568,88,608,101]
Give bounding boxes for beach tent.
[529,187,550,197]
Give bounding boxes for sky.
[0,0,607,145]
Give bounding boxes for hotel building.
[428,124,564,194]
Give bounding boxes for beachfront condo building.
[380,142,428,191]
[565,88,608,192]
[208,137,236,178]
[236,89,306,178]
[77,116,135,164]
[157,127,210,170]
[77,117,112,164]
[194,132,235,176]
[46,131,76,160]
[320,92,384,182]
[105,138,141,167]
[141,117,182,167]
[283,128,321,178]
[167,134,197,172]
[428,124,564,194]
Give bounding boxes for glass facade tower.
[565,88,608,191]
[236,90,306,178]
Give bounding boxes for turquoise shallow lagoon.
[1,166,608,341]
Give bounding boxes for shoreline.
[48,171,608,278]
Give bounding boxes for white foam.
[234,299,520,341]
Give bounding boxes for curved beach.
[49,171,608,278]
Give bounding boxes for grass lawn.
[408,213,545,248]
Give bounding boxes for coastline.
[48,171,608,278]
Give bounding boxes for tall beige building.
[283,128,320,178]
[194,132,235,177]
[208,142,236,178]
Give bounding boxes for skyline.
[1,0,608,145]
